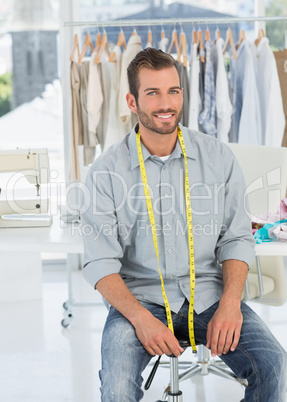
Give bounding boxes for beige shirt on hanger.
[104,46,129,151]
[96,50,111,150]
[118,33,142,131]
[70,61,83,181]
[87,52,103,148]
[80,60,96,166]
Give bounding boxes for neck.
[138,125,178,157]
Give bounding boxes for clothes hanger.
[255,28,265,46]
[222,27,237,60]
[205,26,211,42]
[197,27,205,63]
[237,29,246,49]
[215,27,221,41]
[161,26,165,40]
[70,33,80,62]
[147,27,152,46]
[78,32,93,63]
[179,26,187,67]
[95,29,110,64]
[109,29,126,62]
[192,26,198,45]
[131,28,137,37]
[168,27,181,61]
[93,30,102,54]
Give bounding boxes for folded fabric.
[251,197,287,224]
[254,219,287,243]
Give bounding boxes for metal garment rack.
[59,15,287,328]
[63,15,287,27]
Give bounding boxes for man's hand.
[133,310,184,357]
[206,298,243,357]
[96,273,183,357]
[205,259,248,357]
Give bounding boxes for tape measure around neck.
[136,127,197,353]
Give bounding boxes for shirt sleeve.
[215,147,256,268]
[81,163,123,288]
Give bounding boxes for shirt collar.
[129,123,197,170]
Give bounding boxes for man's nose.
[158,93,172,110]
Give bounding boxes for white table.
[0,216,84,255]
[0,216,88,326]
[255,241,287,256]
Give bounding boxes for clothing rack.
[63,15,287,28]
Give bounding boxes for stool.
[145,341,247,401]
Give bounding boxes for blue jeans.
[99,299,287,401]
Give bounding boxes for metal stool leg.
[167,356,183,402]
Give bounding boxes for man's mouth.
[154,113,174,120]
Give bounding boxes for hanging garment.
[104,46,129,151]
[177,63,189,127]
[228,40,262,145]
[188,43,201,131]
[96,50,111,150]
[87,52,103,148]
[274,50,287,147]
[211,38,233,143]
[118,34,142,131]
[70,61,83,180]
[79,60,96,165]
[158,36,169,52]
[198,41,217,137]
[253,38,285,147]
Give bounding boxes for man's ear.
[126,93,137,114]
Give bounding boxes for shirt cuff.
[82,259,122,288]
[217,240,255,269]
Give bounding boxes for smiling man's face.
[132,66,183,136]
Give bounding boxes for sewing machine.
[0,148,53,228]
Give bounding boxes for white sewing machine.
[0,148,53,228]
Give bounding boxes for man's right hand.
[96,274,183,357]
[133,310,184,357]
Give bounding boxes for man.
[82,48,287,401]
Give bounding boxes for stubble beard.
[136,103,183,135]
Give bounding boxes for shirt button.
[167,248,173,254]
[164,193,169,198]
[163,165,166,170]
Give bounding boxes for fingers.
[138,326,184,357]
[206,322,242,357]
[230,326,241,352]
[145,337,183,357]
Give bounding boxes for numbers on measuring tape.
[136,128,196,353]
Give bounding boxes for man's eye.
[147,91,156,96]
[170,90,179,94]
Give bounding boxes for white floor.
[0,265,287,402]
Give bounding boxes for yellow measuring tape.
[136,127,197,353]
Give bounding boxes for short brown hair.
[127,48,181,103]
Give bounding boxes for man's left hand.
[205,299,243,357]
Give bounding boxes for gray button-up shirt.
[82,124,255,314]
